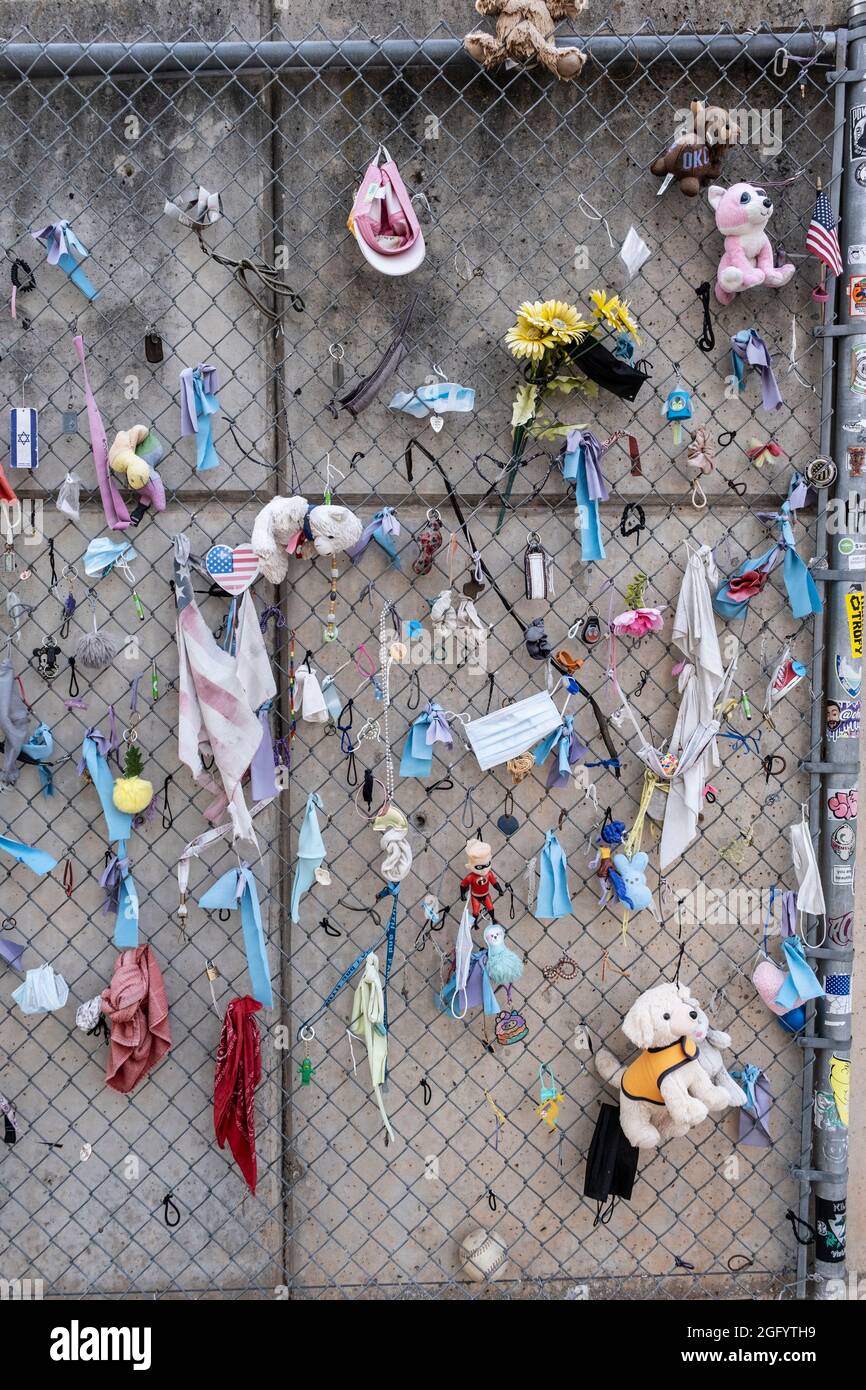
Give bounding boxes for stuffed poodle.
[464,0,589,81]
[595,981,737,1149]
[250,496,362,584]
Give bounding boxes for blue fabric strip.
[199,866,273,1008]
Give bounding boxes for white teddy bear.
[250,495,362,583]
[595,980,739,1149]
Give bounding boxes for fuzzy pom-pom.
[75,630,119,669]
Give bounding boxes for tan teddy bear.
[464,0,588,81]
[650,100,738,198]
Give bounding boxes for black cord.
[162,1192,181,1228]
[694,281,715,353]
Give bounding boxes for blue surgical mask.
[84,537,137,578]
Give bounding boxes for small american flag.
[806,187,842,277]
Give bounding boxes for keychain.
[523,532,553,600]
[299,1026,316,1085]
[204,958,220,1015]
[31,636,62,681]
[536,1064,564,1130]
[413,509,444,577]
[664,382,693,448]
[496,791,519,836]
[144,326,164,364]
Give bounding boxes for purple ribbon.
[250,707,278,800]
[565,430,610,501]
[180,364,220,435]
[0,938,25,972]
[425,704,453,748]
[731,330,782,412]
[99,853,130,915]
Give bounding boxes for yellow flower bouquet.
[496,290,644,530]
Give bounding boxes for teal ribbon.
[79,732,137,946]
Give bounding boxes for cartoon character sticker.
[825,698,860,740]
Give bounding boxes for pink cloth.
[101,945,171,1093]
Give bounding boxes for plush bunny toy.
[594,981,733,1149]
[708,183,795,305]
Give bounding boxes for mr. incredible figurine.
[460,838,503,920]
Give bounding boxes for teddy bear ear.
[707,185,726,210]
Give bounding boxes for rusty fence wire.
[0,20,846,1299]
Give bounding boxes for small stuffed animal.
[250,495,363,583]
[708,183,795,306]
[464,0,588,81]
[483,923,523,989]
[650,101,737,197]
[594,981,732,1149]
[611,851,653,913]
[697,1028,748,1108]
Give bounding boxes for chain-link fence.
[0,20,846,1300]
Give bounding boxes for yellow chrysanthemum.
[614,298,641,343]
[505,316,555,361]
[589,288,622,331]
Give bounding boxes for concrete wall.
[0,0,856,1300]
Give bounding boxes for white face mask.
[12,963,69,1015]
[464,692,561,771]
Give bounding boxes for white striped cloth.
[177,595,263,846]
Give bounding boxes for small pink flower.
[612,607,664,638]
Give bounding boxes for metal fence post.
[811,0,866,1298]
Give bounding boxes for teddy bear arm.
[546,0,586,18]
[464,31,508,68]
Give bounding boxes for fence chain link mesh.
[0,19,844,1299]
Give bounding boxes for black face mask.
[584,1102,640,1225]
[567,337,648,402]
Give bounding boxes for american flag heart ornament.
[204,543,260,595]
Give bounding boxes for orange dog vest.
[621,1037,698,1106]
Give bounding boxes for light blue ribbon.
[0,834,57,876]
[775,936,825,1011]
[346,508,401,568]
[563,430,607,561]
[198,865,273,1008]
[182,366,221,471]
[31,221,98,300]
[399,702,451,777]
[714,480,821,622]
[536,830,573,919]
[290,791,325,923]
[78,732,137,946]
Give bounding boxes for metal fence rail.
[0,20,848,1300]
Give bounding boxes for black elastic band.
[785,1208,816,1246]
[68,658,80,698]
[162,1192,181,1228]
[162,774,174,830]
[694,281,715,353]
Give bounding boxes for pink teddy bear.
[708,183,795,305]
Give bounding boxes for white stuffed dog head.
[251,495,363,583]
[621,981,709,1051]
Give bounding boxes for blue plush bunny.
[611,851,653,912]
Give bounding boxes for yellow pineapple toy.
[112,742,154,814]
